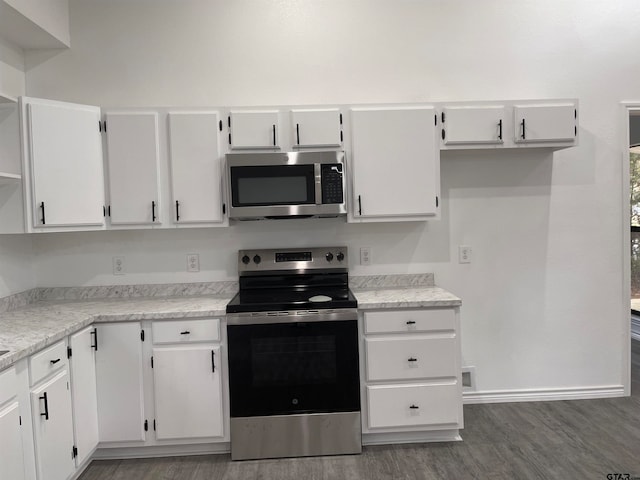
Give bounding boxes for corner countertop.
[0,285,460,371]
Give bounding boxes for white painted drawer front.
[366,336,456,381]
[367,382,460,429]
[152,319,220,344]
[0,368,17,405]
[364,309,455,334]
[29,340,67,386]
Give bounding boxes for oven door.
[227,318,360,418]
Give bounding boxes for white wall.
[21,0,637,395]
[3,0,69,47]
[0,37,24,99]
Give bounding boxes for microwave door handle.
[314,163,322,205]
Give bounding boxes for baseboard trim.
[463,385,626,404]
[93,442,230,460]
[363,430,462,446]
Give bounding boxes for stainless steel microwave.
[226,151,347,220]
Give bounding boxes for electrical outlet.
[458,245,472,264]
[360,247,372,266]
[462,366,476,390]
[112,256,125,275]
[187,253,200,272]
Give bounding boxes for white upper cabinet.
[514,103,577,143]
[350,107,440,221]
[229,110,280,149]
[291,109,342,148]
[23,97,105,229]
[168,111,226,225]
[104,112,161,225]
[441,106,505,145]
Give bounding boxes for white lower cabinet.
[95,323,146,443]
[152,344,223,440]
[69,327,99,466]
[362,308,462,440]
[151,318,224,441]
[0,367,26,480]
[0,401,26,480]
[30,369,75,480]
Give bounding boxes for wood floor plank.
[79,340,640,480]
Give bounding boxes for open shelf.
[0,172,21,186]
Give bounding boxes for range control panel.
[238,246,348,273]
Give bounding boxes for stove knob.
[336,252,345,262]
[253,255,261,264]
[241,255,251,265]
[325,252,334,262]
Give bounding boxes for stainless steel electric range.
[226,246,361,461]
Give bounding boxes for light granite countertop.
[0,285,460,371]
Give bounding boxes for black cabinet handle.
[521,118,526,139]
[152,201,156,222]
[408,357,418,362]
[175,200,180,222]
[91,328,98,351]
[272,125,276,146]
[40,392,49,420]
[406,320,416,325]
[296,123,300,145]
[180,330,190,335]
[358,195,362,216]
[498,119,503,140]
[50,358,61,365]
[211,350,216,372]
[40,202,46,225]
[409,404,419,410]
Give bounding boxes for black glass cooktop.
[226,286,357,313]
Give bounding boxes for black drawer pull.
[180,330,191,335]
[406,320,416,325]
[409,404,419,410]
[521,118,526,139]
[40,392,49,420]
[272,124,276,146]
[211,350,216,372]
[40,202,46,225]
[498,119,503,140]
[175,200,180,222]
[91,328,98,351]
[50,358,61,365]
[408,357,418,362]
[152,201,156,222]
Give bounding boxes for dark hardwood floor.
[79,340,640,480]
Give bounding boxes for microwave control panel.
[321,164,344,204]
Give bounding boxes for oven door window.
[227,320,360,417]
[230,165,316,207]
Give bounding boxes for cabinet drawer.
[152,319,220,344]
[366,336,456,381]
[367,382,460,429]
[364,309,455,334]
[30,340,67,386]
[0,367,17,405]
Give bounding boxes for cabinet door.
[442,106,505,145]
[0,402,26,480]
[95,323,146,443]
[152,345,223,440]
[30,370,75,480]
[291,109,342,147]
[105,112,160,224]
[168,112,225,224]
[26,99,105,228]
[514,104,577,143]
[351,107,439,219]
[69,327,98,466]
[229,110,280,149]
